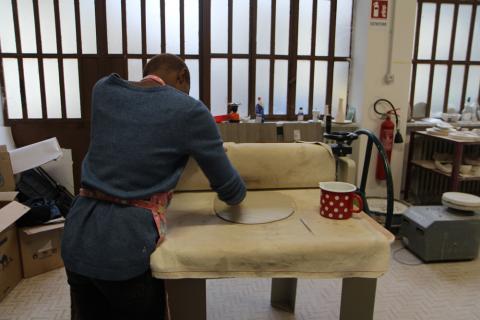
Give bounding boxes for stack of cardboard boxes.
[0,145,64,303]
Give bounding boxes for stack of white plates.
[426,123,455,136]
[448,131,480,141]
[442,192,480,212]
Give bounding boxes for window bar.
[413,60,480,65]
[32,0,47,119]
[53,0,67,119]
[227,0,233,103]
[460,4,477,110]
[95,1,108,55]
[96,53,200,60]
[11,0,27,120]
[211,53,250,59]
[297,55,348,61]
[121,0,127,75]
[325,0,337,116]
[0,41,8,123]
[141,0,147,68]
[425,1,441,117]
[74,0,84,118]
[308,0,318,117]
[409,2,422,115]
[268,0,276,116]
[74,0,82,54]
[442,3,459,113]
[3,52,187,59]
[180,0,185,59]
[248,0,257,117]
[199,0,211,107]
[286,0,300,119]
[160,0,166,53]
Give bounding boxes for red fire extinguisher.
[376,115,395,180]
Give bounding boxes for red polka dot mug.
[319,182,363,220]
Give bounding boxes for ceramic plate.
[448,133,480,141]
[442,192,480,207]
[442,199,480,212]
[366,198,409,215]
[214,191,295,224]
[436,122,453,129]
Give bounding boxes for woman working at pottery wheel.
[61,54,247,320]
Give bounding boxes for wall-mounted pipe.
[385,0,397,84]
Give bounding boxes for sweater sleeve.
[184,102,246,205]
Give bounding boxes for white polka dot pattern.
[320,190,357,220]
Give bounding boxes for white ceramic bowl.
[434,160,452,173]
[459,165,472,174]
[441,113,461,122]
[473,166,480,176]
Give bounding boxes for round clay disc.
[442,192,480,207]
[214,191,295,224]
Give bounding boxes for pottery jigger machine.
[323,129,395,231]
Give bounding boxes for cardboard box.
[0,226,22,303]
[8,137,62,175]
[0,145,16,192]
[0,139,65,291]
[0,193,31,303]
[18,222,64,278]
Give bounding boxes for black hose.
[373,99,399,127]
[355,129,395,230]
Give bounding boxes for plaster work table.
[150,189,394,320]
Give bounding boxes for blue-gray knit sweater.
[61,74,246,281]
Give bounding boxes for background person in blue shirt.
[62,54,247,320]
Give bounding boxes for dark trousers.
[66,269,166,320]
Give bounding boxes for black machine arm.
[324,129,395,230]
[323,131,359,157]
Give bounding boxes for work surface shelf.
[151,189,394,280]
[411,160,480,182]
[415,131,480,145]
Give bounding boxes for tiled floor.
[0,241,479,320]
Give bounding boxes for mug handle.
[352,193,363,213]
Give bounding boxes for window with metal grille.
[0,0,353,122]
[0,0,92,121]
[410,0,480,118]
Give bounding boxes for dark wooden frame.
[410,0,480,117]
[208,0,352,120]
[1,0,352,122]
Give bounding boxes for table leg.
[165,279,206,320]
[339,278,377,320]
[270,278,297,313]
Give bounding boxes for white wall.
[350,0,417,198]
